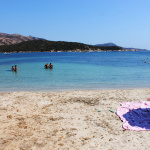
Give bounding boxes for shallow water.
[0,51,150,92]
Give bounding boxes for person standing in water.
[44,63,49,69]
[49,63,53,69]
[11,66,15,71]
[14,65,17,72]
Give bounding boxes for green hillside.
[0,39,123,53]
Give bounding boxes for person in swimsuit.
[44,63,49,68]
[49,63,53,69]
[11,66,15,71]
[14,65,17,72]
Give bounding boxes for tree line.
[0,39,123,52]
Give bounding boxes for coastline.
[1,89,150,149]
[0,49,137,53]
[0,48,139,54]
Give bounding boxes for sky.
[1,0,150,49]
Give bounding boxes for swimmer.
[44,63,49,69]
[49,63,53,69]
[11,66,15,71]
[14,65,17,72]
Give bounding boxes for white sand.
[0,89,150,150]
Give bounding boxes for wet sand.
[0,89,150,150]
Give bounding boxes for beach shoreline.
[1,89,150,149]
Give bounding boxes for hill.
[0,33,43,46]
[0,33,148,52]
[0,39,123,53]
[95,42,149,51]
[94,43,117,47]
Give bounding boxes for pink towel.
[117,101,150,131]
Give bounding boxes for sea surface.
[0,51,150,92]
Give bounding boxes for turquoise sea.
[0,51,150,92]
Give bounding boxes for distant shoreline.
[0,49,139,54]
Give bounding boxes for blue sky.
[1,0,150,49]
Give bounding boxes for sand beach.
[0,89,150,150]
